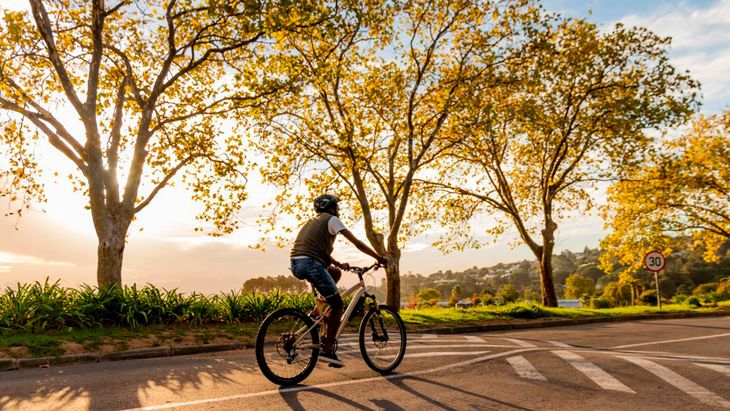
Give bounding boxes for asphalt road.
[1,316,729,410]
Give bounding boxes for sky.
[1,0,729,293]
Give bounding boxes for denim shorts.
[290,257,339,300]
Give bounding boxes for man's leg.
[327,265,342,283]
[323,293,343,353]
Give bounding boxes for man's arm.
[340,229,386,264]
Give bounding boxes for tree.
[496,284,519,304]
[255,0,532,309]
[430,18,698,306]
[448,284,462,306]
[0,0,324,287]
[416,287,440,304]
[600,111,730,274]
[601,281,631,307]
[563,273,594,299]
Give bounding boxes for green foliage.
[687,296,701,307]
[639,289,658,305]
[589,296,612,309]
[416,288,441,303]
[564,274,595,299]
[479,291,495,306]
[693,282,718,296]
[448,285,462,307]
[0,280,295,333]
[602,281,632,307]
[496,284,520,304]
[672,294,689,304]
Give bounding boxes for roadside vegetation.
[1,278,726,358]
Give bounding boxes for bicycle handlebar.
[344,263,382,276]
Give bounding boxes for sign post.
[643,251,666,309]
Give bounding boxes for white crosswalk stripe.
[694,362,730,377]
[547,340,572,348]
[507,355,547,381]
[553,351,635,393]
[503,338,536,348]
[622,357,730,408]
[465,335,484,342]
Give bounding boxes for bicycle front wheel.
[359,304,407,373]
[255,308,320,385]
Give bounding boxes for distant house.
[557,299,582,308]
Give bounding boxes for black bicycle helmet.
[313,194,340,214]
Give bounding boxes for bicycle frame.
[293,265,379,349]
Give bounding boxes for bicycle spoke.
[359,306,406,372]
[257,310,318,383]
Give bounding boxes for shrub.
[693,283,718,296]
[672,294,689,304]
[716,280,730,300]
[686,296,701,308]
[496,284,519,305]
[416,288,441,303]
[589,296,612,309]
[479,291,495,306]
[448,285,462,307]
[639,290,657,305]
[601,281,631,307]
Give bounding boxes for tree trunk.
[384,251,401,311]
[95,213,130,289]
[539,251,559,307]
[539,222,559,307]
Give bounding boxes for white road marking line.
[547,340,572,348]
[693,362,730,377]
[612,332,730,349]
[553,350,634,393]
[337,339,513,347]
[465,335,484,342]
[615,350,730,363]
[507,356,547,381]
[621,356,730,408]
[404,351,490,359]
[503,338,537,348]
[338,344,497,355]
[123,348,539,411]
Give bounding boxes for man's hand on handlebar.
[337,261,351,270]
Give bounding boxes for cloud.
[617,0,730,112]
[0,251,75,267]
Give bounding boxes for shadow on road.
[280,386,376,410]
[384,374,533,411]
[276,374,533,411]
[0,351,257,411]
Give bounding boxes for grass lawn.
[0,303,725,358]
[398,302,720,326]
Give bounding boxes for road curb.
[3,342,252,372]
[414,310,730,334]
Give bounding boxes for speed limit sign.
[644,250,666,272]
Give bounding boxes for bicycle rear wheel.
[359,304,407,373]
[255,308,320,385]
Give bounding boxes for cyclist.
[290,194,387,368]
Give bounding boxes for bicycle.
[254,263,407,385]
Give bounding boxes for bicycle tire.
[255,308,320,385]
[358,304,407,373]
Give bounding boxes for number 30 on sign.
[643,251,666,272]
